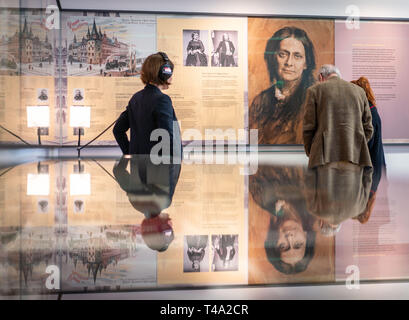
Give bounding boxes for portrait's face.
[223,33,228,41]
[276,37,307,82]
[277,219,307,266]
[193,33,199,41]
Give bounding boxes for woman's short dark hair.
[141,53,174,86]
[191,31,199,39]
[264,26,316,86]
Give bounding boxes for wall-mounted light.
[69,106,90,128]
[70,106,90,148]
[70,161,91,196]
[27,163,49,196]
[27,106,49,145]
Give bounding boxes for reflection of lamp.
[70,106,90,148]
[27,163,49,195]
[27,106,50,145]
[70,160,91,196]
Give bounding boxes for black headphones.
[158,52,173,82]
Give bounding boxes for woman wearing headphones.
[113,52,182,159]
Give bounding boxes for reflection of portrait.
[37,88,49,102]
[185,31,208,66]
[250,166,316,274]
[249,26,316,144]
[212,31,237,67]
[73,89,84,102]
[212,234,238,271]
[112,155,181,252]
[185,235,209,272]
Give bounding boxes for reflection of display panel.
[69,106,91,128]
[157,162,247,286]
[248,165,335,284]
[336,155,409,281]
[26,106,50,128]
[27,173,50,196]
[70,173,91,195]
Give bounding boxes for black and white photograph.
[211,30,238,67]
[183,30,209,67]
[211,234,239,271]
[183,235,209,272]
[73,199,85,214]
[73,88,85,103]
[37,199,49,214]
[37,88,49,103]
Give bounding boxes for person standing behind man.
[113,52,182,159]
[302,64,373,169]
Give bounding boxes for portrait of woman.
[249,26,316,144]
[185,31,208,67]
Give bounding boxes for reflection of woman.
[112,155,181,252]
[186,32,208,66]
[250,166,316,274]
[214,33,235,67]
[250,26,316,144]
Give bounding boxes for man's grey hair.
[319,221,342,237]
[318,64,342,79]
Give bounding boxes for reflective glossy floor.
[1,146,409,299]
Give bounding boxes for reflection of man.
[74,89,83,101]
[38,89,48,101]
[305,162,372,236]
[303,65,373,169]
[215,33,235,67]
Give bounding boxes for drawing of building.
[68,19,129,65]
[0,17,53,65]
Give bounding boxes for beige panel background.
[66,77,144,145]
[0,76,56,144]
[0,161,56,228]
[157,17,246,139]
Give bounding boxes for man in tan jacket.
[303,65,373,169]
